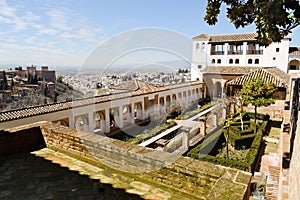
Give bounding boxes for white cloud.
[46,9,70,31]
[0,0,16,17]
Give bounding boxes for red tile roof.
[227,68,289,87]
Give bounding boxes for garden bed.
[187,112,270,173]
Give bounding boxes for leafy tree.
[204,0,300,45]
[240,79,276,124]
[219,114,234,159]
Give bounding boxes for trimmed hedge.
[187,112,269,172]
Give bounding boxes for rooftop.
[193,32,258,43]
[227,68,290,87]
[0,81,201,122]
[202,66,260,75]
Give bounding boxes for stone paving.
[0,151,141,200]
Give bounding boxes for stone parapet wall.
[0,122,48,156]
[40,123,171,174]
[289,111,300,200]
[1,122,252,200]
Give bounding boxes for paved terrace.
[0,81,201,123]
[0,122,251,200]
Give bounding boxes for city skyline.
[1,0,300,68]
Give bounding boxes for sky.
[1,0,300,69]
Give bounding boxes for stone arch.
[123,104,134,125]
[75,115,89,131]
[289,59,300,70]
[214,82,222,98]
[172,94,177,101]
[110,107,119,127]
[178,92,182,99]
[159,97,164,106]
[188,90,191,97]
[94,111,105,132]
[183,91,187,98]
[192,89,195,95]
[196,88,199,94]
[53,118,69,127]
[135,102,143,120]
[166,95,171,112]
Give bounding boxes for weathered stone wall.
[0,122,47,156]
[40,123,172,174]
[289,111,300,200]
[1,122,252,200]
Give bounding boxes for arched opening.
[172,94,176,101]
[212,59,215,64]
[248,59,252,64]
[214,82,222,98]
[178,92,182,99]
[255,59,259,64]
[110,107,119,128]
[217,59,221,64]
[122,104,134,125]
[166,95,171,112]
[75,115,89,132]
[94,111,105,133]
[159,97,164,106]
[235,59,239,64]
[229,58,233,64]
[135,102,143,120]
[289,59,300,70]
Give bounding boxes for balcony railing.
[247,50,263,55]
[211,51,224,55]
[227,50,243,55]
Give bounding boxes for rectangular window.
[276,48,280,52]
[228,43,243,55]
[247,43,263,54]
[211,44,225,55]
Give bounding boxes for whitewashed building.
[191,33,290,82]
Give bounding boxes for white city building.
[191,33,290,81]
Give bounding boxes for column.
[105,108,110,133]
[142,100,146,119]
[69,115,75,128]
[243,42,247,56]
[118,105,124,128]
[130,102,135,124]
[88,112,94,133]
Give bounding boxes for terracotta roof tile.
[193,33,258,43]
[227,68,290,87]
[289,47,300,56]
[202,66,260,75]
[0,81,201,122]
